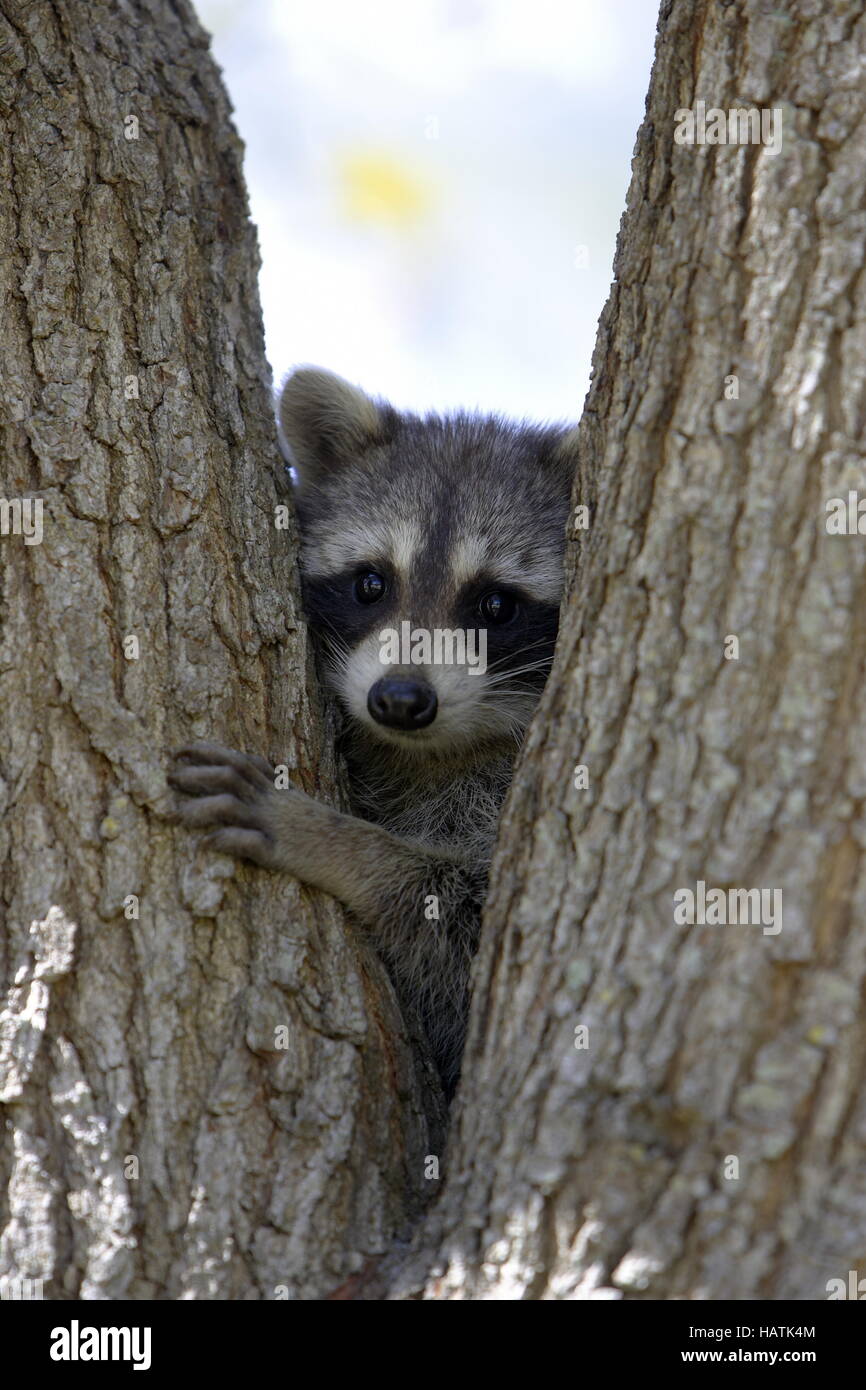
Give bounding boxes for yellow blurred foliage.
[338,149,432,228]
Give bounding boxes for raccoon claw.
[169,744,280,868]
[201,826,276,868]
[171,742,275,793]
[169,759,267,802]
[171,791,264,830]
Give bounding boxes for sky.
[194,0,660,423]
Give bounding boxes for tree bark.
[0,0,437,1301]
[4,0,865,1304]
[400,0,866,1300]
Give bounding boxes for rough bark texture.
[0,0,437,1302]
[400,0,866,1300]
[4,0,865,1305]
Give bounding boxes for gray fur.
[171,368,575,1095]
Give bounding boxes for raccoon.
[170,368,575,1095]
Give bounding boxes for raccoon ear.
[543,425,580,489]
[278,367,393,484]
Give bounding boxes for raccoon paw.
[169,742,281,868]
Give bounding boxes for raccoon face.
[279,367,576,757]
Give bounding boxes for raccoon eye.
[354,571,387,604]
[479,590,518,624]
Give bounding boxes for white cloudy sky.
[194,0,660,421]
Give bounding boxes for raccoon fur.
[170,368,575,1095]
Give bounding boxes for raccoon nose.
[367,677,438,730]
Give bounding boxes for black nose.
[367,677,438,730]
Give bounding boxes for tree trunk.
[4,0,865,1304]
[0,0,437,1302]
[399,0,866,1300]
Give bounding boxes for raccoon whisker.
[484,659,553,683]
[315,616,351,655]
[496,719,531,751]
[484,638,557,672]
[484,690,544,701]
[322,651,349,684]
[314,617,352,671]
[483,673,552,692]
[488,652,553,668]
